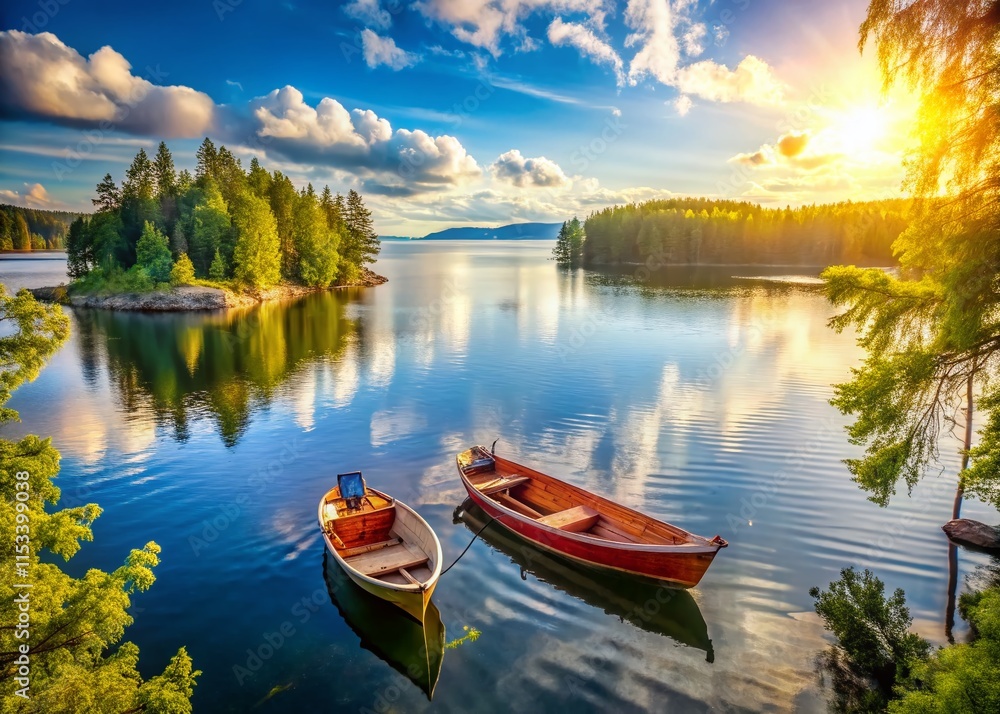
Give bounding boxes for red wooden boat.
[457,445,728,588]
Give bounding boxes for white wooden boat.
[318,472,442,621]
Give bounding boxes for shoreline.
[30,267,387,312]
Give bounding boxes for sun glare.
[831,104,892,155]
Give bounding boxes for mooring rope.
[440,509,496,577]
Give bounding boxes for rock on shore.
[29,268,387,312]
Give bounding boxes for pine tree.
[136,221,173,283]
[122,148,155,201]
[209,248,227,281]
[552,221,570,265]
[66,216,92,278]
[247,157,271,199]
[153,141,177,198]
[343,189,379,269]
[195,137,218,181]
[92,173,121,213]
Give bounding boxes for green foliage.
[153,141,177,198]
[231,191,281,288]
[811,568,930,680]
[170,253,196,286]
[822,0,1000,515]
[209,248,228,281]
[136,221,173,283]
[553,217,584,266]
[0,289,199,711]
[342,189,380,268]
[293,190,340,287]
[811,568,930,712]
[890,588,1000,713]
[68,139,380,292]
[71,265,156,295]
[0,286,70,424]
[580,198,906,266]
[189,180,230,276]
[66,217,91,279]
[0,205,78,251]
[92,173,120,213]
[268,171,299,279]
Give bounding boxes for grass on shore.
[70,266,235,295]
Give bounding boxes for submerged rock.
[942,519,1000,552]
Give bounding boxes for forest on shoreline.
[65,139,380,293]
[0,204,78,251]
[554,198,907,268]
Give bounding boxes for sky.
[0,0,919,235]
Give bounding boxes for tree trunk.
[946,367,976,642]
[952,369,975,520]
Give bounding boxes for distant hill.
[419,222,561,241]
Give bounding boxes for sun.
[830,103,893,155]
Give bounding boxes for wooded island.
[65,139,382,297]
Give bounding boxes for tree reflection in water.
[73,290,360,445]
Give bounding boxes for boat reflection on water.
[457,499,715,662]
[323,551,446,700]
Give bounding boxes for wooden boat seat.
[493,491,544,518]
[536,506,601,532]
[338,537,400,558]
[477,475,531,495]
[346,542,429,577]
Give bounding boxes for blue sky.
[0,0,915,234]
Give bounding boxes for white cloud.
[250,86,481,192]
[0,182,58,209]
[0,30,215,138]
[343,0,392,30]
[415,0,608,56]
[361,29,419,70]
[623,2,783,106]
[625,0,680,86]
[675,55,785,105]
[547,17,624,86]
[682,22,706,56]
[490,149,571,188]
[225,79,244,91]
[673,95,693,116]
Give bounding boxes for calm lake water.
[1,242,996,713]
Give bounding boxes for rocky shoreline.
[30,267,387,312]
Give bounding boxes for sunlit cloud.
[361,29,420,70]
